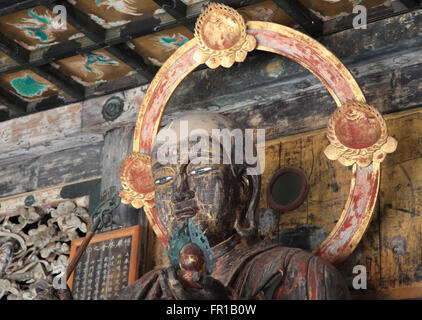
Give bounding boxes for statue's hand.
[34,276,72,300]
[156,266,233,300]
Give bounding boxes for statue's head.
[151,112,262,248]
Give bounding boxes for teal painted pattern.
[160,33,189,49]
[13,9,60,43]
[11,74,48,98]
[166,219,215,274]
[82,52,119,74]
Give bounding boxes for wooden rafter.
[272,0,323,37]
[152,0,194,32]
[399,0,421,9]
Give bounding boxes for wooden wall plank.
[0,157,39,196]
[378,112,422,292]
[0,143,103,198]
[37,143,103,189]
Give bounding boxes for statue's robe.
[119,237,350,300]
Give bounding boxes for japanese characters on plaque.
[68,226,141,300]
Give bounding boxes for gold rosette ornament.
[193,3,257,69]
[324,102,397,167]
[118,152,155,209]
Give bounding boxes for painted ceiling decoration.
[70,0,163,28]
[52,49,134,86]
[0,6,83,50]
[11,74,49,98]
[131,26,193,66]
[0,0,417,120]
[0,70,61,101]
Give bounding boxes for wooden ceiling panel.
[0,6,84,50]
[130,25,193,67]
[52,49,135,86]
[69,0,163,29]
[0,69,63,101]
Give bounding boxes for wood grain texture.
[0,143,103,198]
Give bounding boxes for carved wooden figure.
[118,112,350,300]
[34,3,397,300]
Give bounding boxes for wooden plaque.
[67,225,141,300]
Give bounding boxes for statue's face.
[151,140,245,248]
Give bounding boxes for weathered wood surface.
[0,143,103,198]
[100,126,140,229]
[0,102,103,166]
[99,126,154,275]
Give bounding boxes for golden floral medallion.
[193,3,257,69]
[324,101,397,167]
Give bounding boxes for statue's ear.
[234,170,261,238]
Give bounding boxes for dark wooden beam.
[153,0,194,32]
[0,108,9,121]
[323,2,421,35]
[272,0,323,37]
[87,73,149,99]
[26,94,69,113]
[0,143,103,197]
[119,16,179,40]
[211,0,266,9]
[153,0,187,21]
[399,0,420,9]
[0,87,27,116]
[0,32,31,64]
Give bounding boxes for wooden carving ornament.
[193,3,256,69]
[325,101,397,167]
[119,3,396,266]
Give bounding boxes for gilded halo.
[324,101,397,167]
[193,3,257,69]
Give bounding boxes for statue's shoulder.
[118,268,162,300]
[234,242,350,299]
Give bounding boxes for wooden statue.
[34,3,397,300]
[35,113,350,300]
[117,113,350,300]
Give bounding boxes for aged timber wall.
[0,9,421,299]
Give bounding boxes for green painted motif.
[81,52,119,77]
[11,74,48,98]
[13,9,61,43]
[160,33,189,49]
